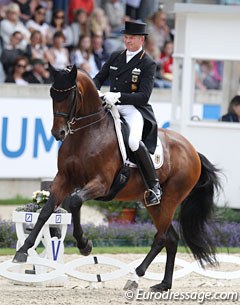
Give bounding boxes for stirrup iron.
[144,189,161,207]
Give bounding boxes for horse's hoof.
[12,251,28,263]
[79,240,93,256]
[150,282,171,292]
[123,280,138,291]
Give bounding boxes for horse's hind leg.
[124,207,167,290]
[150,224,179,292]
[125,223,178,292]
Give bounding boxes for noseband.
[51,84,107,135]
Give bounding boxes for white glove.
[103,92,121,106]
[97,90,104,98]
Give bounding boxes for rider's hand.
[103,92,121,105]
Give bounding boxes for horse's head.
[50,64,78,141]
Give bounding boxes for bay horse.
[13,65,221,292]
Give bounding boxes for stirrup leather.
[144,189,161,207]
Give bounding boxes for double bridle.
[51,84,107,134]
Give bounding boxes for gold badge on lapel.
[132,75,138,83]
[131,68,141,91]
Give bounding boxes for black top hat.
[121,21,148,36]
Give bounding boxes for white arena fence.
[0,211,239,287]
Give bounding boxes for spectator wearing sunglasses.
[5,55,29,84]
[26,5,50,45]
[49,10,74,49]
[23,58,53,84]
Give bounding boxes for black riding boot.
[134,141,162,206]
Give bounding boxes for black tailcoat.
[93,49,158,154]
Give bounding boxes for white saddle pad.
[109,106,164,169]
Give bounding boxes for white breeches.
[117,105,144,152]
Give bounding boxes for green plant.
[0,196,31,206]
[214,206,240,223]
[99,200,140,221]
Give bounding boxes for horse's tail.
[179,152,221,267]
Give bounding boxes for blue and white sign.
[0,98,59,178]
[0,97,220,179]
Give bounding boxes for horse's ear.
[70,65,77,82]
[48,63,58,79]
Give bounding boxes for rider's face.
[124,35,145,52]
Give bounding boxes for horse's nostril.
[60,130,65,138]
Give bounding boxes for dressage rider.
[93,21,162,205]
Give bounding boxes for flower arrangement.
[32,190,50,205]
[15,190,50,212]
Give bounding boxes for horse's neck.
[77,77,102,115]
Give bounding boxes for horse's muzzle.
[51,127,68,141]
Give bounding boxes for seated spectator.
[147,9,171,50]
[68,0,95,23]
[5,55,29,84]
[13,0,32,23]
[1,31,25,76]
[40,0,53,24]
[71,9,89,47]
[46,31,70,69]
[219,95,240,122]
[144,35,161,88]
[91,32,110,71]
[25,30,50,62]
[88,7,117,52]
[88,7,111,39]
[195,60,222,90]
[105,0,125,35]
[158,40,173,88]
[23,58,52,84]
[71,34,98,78]
[26,5,51,45]
[49,9,74,49]
[0,2,30,49]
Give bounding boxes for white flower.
[42,190,50,197]
[32,190,50,205]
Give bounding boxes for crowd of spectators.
[0,0,176,87]
[0,0,226,90]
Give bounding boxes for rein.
[67,108,108,134]
[51,84,107,135]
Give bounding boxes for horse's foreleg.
[12,195,56,263]
[69,195,92,256]
[150,224,179,292]
[68,178,107,256]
